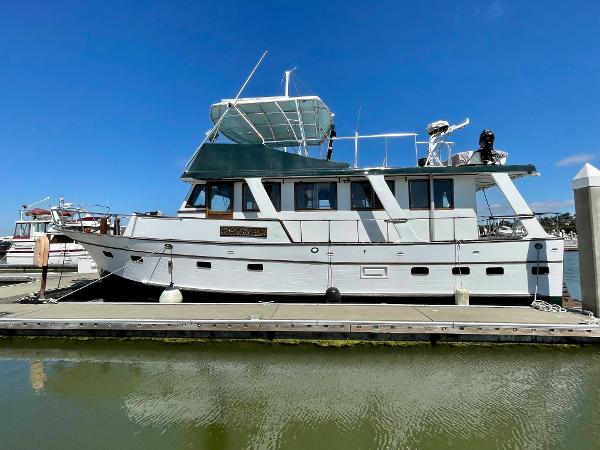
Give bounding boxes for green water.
[1,339,600,449]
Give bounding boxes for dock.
[0,267,596,345]
[0,272,99,304]
[0,301,598,344]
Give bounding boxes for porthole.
[103,251,113,258]
[311,247,319,254]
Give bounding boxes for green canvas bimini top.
[182,143,537,184]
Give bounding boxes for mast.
[284,70,292,97]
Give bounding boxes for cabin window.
[351,180,395,210]
[187,184,206,208]
[242,182,282,211]
[411,267,429,275]
[207,183,233,214]
[196,261,211,269]
[452,267,470,275]
[486,267,504,275]
[409,180,429,209]
[13,223,31,238]
[532,266,550,275]
[434,179,454,209]
[103,251,114,258]
[131,255,143,263]
[409,179,454,209]
[247,263,263,271]
[295,182,337,210]
[33,222,48,233]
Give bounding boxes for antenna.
[184,50,269,171]
[352,106,362,168]
[233,50,268,101]
[355,105,362,133]
[284,67,297,97]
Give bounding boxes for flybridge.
[186,51,511,174]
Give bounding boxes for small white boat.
[2,198,93,267]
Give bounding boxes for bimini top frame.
[210,96,333,149]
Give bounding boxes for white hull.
[64,230,564,300]
[3,240,89,266]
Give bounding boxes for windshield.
[13,223,31,238]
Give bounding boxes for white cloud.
[477,201,512,216]
[477,199,574,215]
[473,1,506,19]
[556,153,595,167]
[529,199,574,212]
[486,0,505,18]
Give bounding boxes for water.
[564,251,581,300]
[1,338,600,449]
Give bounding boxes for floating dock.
[0,272,98,304]
[0,271,595,344]
[0,301,598,344]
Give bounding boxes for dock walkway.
[0,272,99,304]
[0,302,598,344]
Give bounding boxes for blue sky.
[0,0,598,233]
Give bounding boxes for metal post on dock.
[573,163,600,316]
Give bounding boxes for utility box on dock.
[573,163,600,316]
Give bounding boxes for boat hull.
[3,240,89,267]
[62,230,564,303]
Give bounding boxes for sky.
[0,0,598,233]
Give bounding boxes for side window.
[409,180,429,209]
[242,182,282,212]
[13,223,31,238]
[208,183,233,213]
[295,182,337,210]
[186,184,206,208]
[434,179,454,209]
[409,179,454,209]
[33,222,48,233]
[351,180,395,210]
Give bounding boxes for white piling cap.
[573,163,600,190]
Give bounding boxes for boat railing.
[330,132,418,169]
[477,214,533,240]
[53,207,528,244]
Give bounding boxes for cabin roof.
[182,144,536,188]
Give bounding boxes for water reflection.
[564,251,581,300]
[29,360,46,392]
[1,340,599,449]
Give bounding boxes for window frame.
[13,222,31,239]
[408,179,430,210]
[433,179,455,210]
[242,182,282,212]
[294,182,338,211]
[206,182,234,218]
[408,178,455,210]
[350,180,395,211]
[186,184,206,209]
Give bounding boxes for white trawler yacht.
[53,69,563,303]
